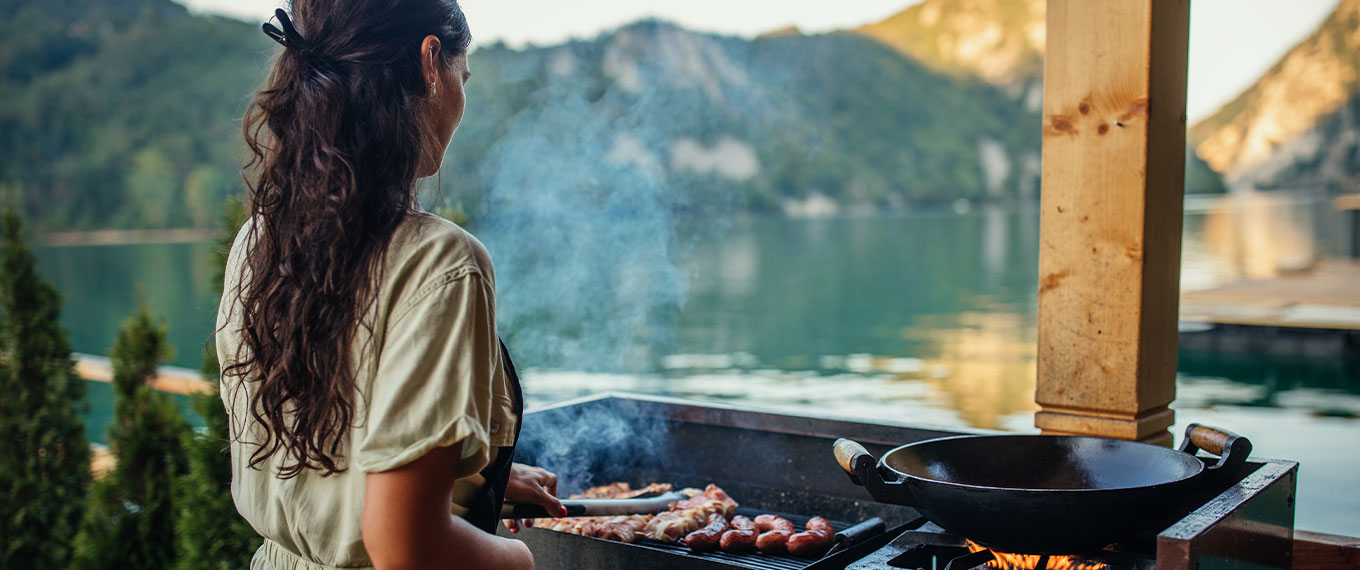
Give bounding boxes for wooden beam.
[1294,530,1360,570]
[1036,0,1191,444]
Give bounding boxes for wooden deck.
[1334,193,1360,212]
[73,353,214,395]
[1180,260,1360,331]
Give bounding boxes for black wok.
[833,424,1251,554]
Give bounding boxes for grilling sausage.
[786,516,834,558]
[719,516,758,552]
[683,513,729,552]
[753,514,795,554]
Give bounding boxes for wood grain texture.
[1035,0,1190,442]
[1294,530,1360,570]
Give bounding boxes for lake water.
[35,196,1360,536]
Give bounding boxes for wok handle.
[832,438,912,502]
[1178,423,1252,473]
[834,438,871,480]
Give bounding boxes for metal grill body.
[499,394,1297,570]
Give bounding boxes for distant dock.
[76,354,213,478]
[38,228,214,247]
[74,353,214,395]
[1179,260,1360,356]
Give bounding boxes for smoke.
[475,92,685,372]
[471,23,773,373]
[514,403,672,495]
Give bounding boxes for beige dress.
[217,212,519,570]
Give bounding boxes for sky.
[175,0,1344,122]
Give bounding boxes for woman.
[217,1,562,568]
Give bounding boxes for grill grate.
[847,525,1157,570]
[633,540,814,570]
[525,507,861,570]
[635,507,834,570]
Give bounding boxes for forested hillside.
[2,0,1229,232]
[440,21,1043,218]
[0,0,270,230]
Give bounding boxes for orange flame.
[965,541,1110,570]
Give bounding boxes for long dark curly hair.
[226,0,471,478]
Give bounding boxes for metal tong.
[500,490,688,519]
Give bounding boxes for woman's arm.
[363,442,534,570]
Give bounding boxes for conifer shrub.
[72,304,189,570]
[173,198,258,569]
[0,210,91,569]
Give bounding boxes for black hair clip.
[263,8,311,51]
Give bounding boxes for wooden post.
[1035,0,1191,445]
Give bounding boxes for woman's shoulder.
[386,211,496,290]
[221,215,257,294]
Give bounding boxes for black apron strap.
[463,338,524,533]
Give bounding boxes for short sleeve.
[355,265,502,474]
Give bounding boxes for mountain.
[853,0,1224,194]
[441,21,1042,218]
[1,0,1053,231]
[855,0,1046,103]
[1190,0,1360,192]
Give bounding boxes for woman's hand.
[503,463,565,533]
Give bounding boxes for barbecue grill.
[498,394,1297,570]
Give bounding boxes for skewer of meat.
[538,482,741,546]
[700,485,738,519]
[575,482,632,498]
[615,482,675,499]
[587,515,649,543]
[787,516,834,558]
[535,484,657,543]
[643,509,705,542]
[753,514,796,554]
[642,485,739,542]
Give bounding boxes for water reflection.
[80,380,200,445]
[33,201,1360,535]
[1184,190,1344,288]
[673,211,1041,372]
[1179,349,1360,412]
[906,310,1039,431]
[35,242,220,368]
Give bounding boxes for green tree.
[183,166,224,228]
[0,210,91,568]
[72,303,189,570]
[173,197,257,570]
[122,148,179,229]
